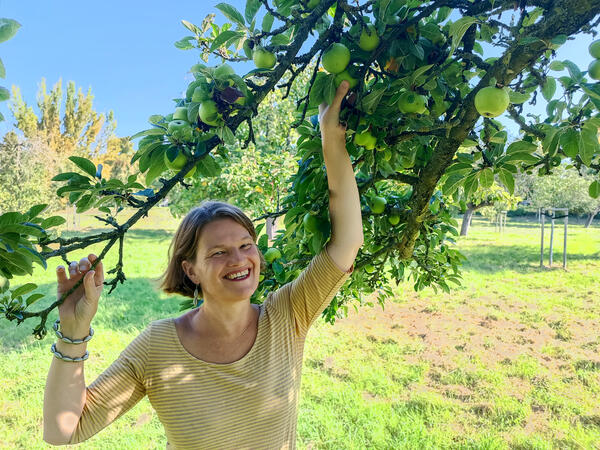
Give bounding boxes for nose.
[226,248,246,266]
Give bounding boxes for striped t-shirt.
[68,245,353,449]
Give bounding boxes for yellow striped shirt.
[69,246,353,449]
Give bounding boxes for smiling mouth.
[223,268,251,281]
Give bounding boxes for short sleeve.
[68,325,150,444]
[286,245,353,338]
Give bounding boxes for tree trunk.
[585,206,600,228]
[460,208,475,236]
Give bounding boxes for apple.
[192,85,211,103]
[173,107,188,121]
[364,264,375,273]
[368,196,387,214]
[253,48,276,69]
[398,91,427,114]
[589,40,600,58]
[388,215,400,226]
[164,147,196,178]
[322,43,351,74]
[214,63,235,79]
[303,213,319,233]
[264,247,282,263]
[307,0,320,9]
[474,86,510,118]
[354,130,377,150]
[167,120,193,142]
[199,100,219,124]
[359,24,380,52]
[334,69,358,89]
[588,60,600,80]
[186,79,205,100]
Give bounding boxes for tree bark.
[585,206,600,228]
[460,208,474,236]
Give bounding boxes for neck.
[193,301,257,341]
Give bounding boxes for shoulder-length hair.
[153,200,266,299]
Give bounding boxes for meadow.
[1,208,599,449]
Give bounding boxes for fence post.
[540,210,545,267]
[549,209,555,266]
[563,210,568,269]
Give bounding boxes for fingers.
[89,254,104,285]
[56,265,68,283]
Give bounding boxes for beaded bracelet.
[50,343,89,362]
[53,319,94,344]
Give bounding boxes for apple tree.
[2,0,600,337]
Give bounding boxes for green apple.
[164,148,196,178]
[214,63,235,79]
[398,91,427,114]
[388,215,400,226]
[354,130,377,150]
[259,274,265,282]
[186,79,204,100]
[167,120,193,142]
[192,84,211,103]
[264,247,282,263]
[588,60,600,80]
[368,196,387,214]
[173,107,188,121]
[253,48,276,69]
[334,69,359,89]
[474,86,510,118]
[199,100,219,124]
[307,0,320,9]
[303,213,319,233]
[364,264,375,273]
[359,24,380,52]
[589,40,600,58]
[322,43,351,74]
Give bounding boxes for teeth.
[225,269,249,279]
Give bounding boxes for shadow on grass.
[461,244,600,274]
[0,276,185,351]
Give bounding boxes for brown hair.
[154,200,266,299]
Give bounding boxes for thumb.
[332,80,350,110]
[84,270,98,301]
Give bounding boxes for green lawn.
[1,209,599,449]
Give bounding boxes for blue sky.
[0,1,598,140]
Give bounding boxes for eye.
[212,251,225,256]
[242,243,252,248]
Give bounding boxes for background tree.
[459,184,520,236]
[2,0,600,338]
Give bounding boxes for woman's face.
[183,218,261,304]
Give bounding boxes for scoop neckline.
[170,304,265,367]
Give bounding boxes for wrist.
[54,340,88,359]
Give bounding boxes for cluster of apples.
[588,40,600,80]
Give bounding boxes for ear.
[181,260,198,284]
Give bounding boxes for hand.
[56,254,104,337]
[318,80,350,144]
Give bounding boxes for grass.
[1,209,599,449]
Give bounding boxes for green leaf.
[442,173,465,195]
[10,283,37,300]
[549,60,565,71]
[215,3,246,28]
[196,154,221,177]
[262,12,274,33]
[580,121,599,166]
[210,30,241,51]
[0,86,9,102]
[27,204,48,220]
[562,60,583,82]
[506,140,538,154]
[270,33,290,46]
[0,58,5,79]
[360,84,387,114]
[181,20,200,35]
[550,34,567,47]
[448,17,478,59]
[498,169,515,194]
[40,216,66,229]
[589,181,600,199]
[68,156,97,178]
[130,128,165,140]
[542,128,560,157]
[479,168,494,188]
[323,76,336,105]
[560,128,581,158]
[245,0,261,25]
[541,76,556,101]
[502,152,539,164]
[144,150,167,185]
[508,90,530,104]
[0,19,20,44]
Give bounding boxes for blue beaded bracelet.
[53,319,94,344]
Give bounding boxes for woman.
[43,80,363,449]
